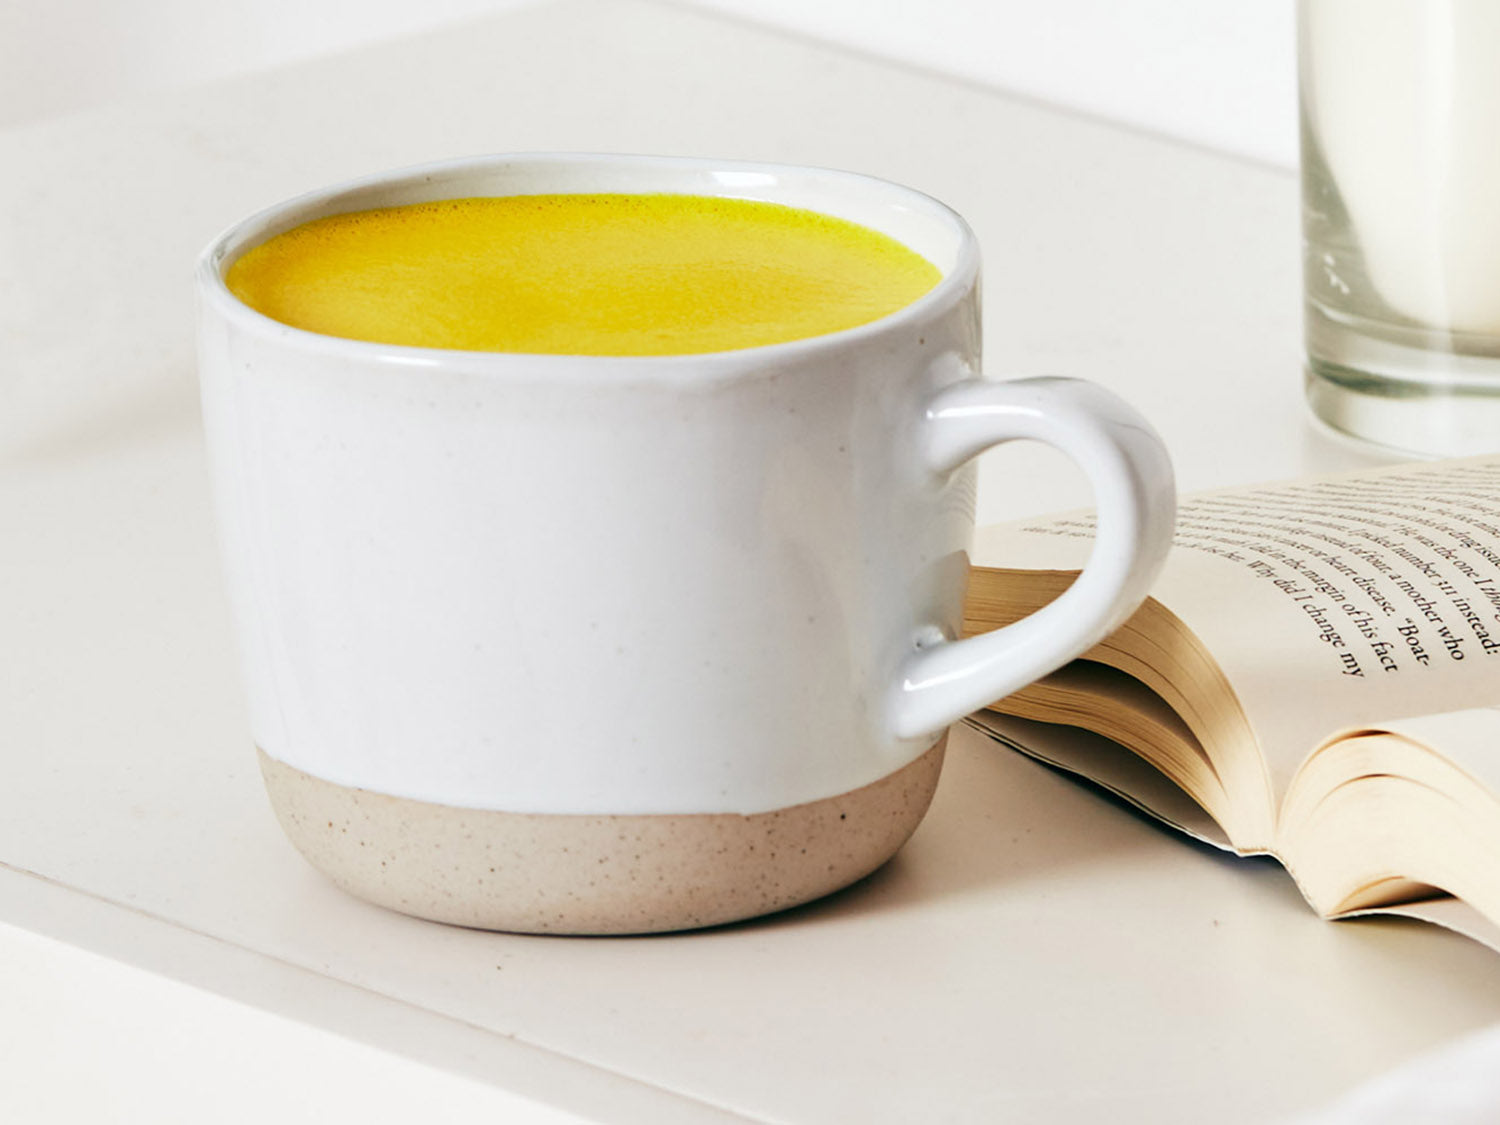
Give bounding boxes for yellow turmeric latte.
[224,194,941,356]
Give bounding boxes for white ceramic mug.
[197,154,1175,934]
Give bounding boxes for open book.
[964,454,1500,950]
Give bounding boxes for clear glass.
[1300,0,1500,456]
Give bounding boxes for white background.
[0,0,1298,166]
[6,5,1386,1123]
[11,2,1500,1124]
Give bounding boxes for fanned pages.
[961,455,1500,951]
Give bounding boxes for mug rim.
[195,151,981,379]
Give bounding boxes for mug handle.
[890,374,1176,739]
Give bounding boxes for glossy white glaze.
[894,374,1176,736]
[197,154,1174,815]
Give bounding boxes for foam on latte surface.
[225,194,942,356]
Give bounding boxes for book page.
[1281,709,1500,929]
[1328,708,1500,795]
[1375,897,1500,954]
[975,456,1500,798]
[965,712,1233,851]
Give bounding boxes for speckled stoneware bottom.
[259,736,946,935]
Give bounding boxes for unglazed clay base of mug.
[258,736,946,935]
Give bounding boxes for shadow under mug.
[196,153,1176,934]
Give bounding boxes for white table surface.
[3,1,1494,1122]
